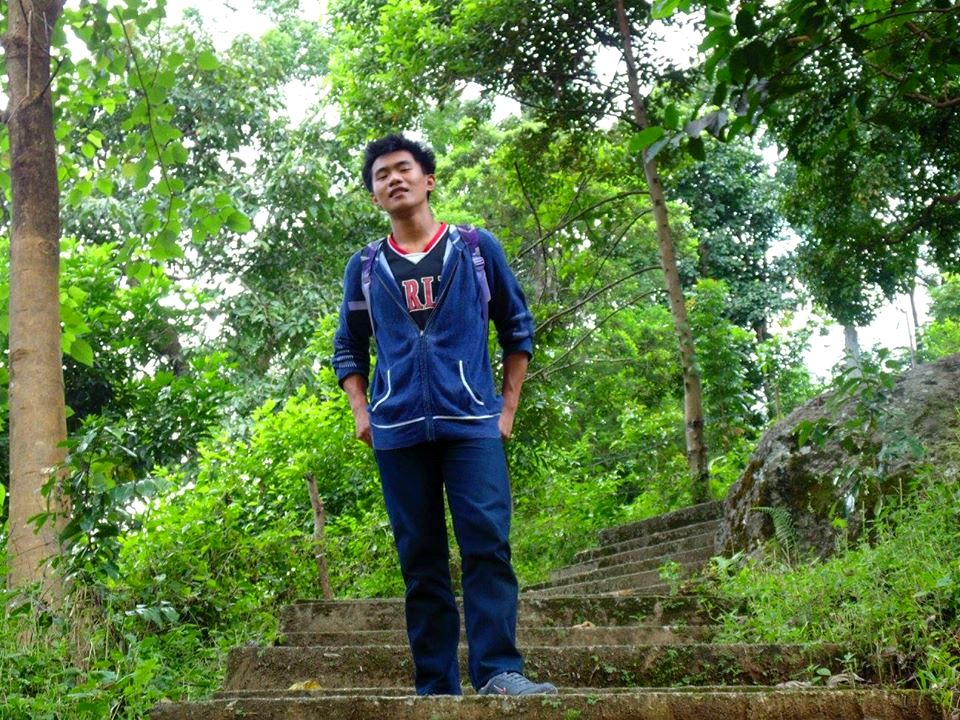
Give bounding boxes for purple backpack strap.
[457,224,491,323]
[359,238,383,334]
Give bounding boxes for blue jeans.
[374,437,523,694]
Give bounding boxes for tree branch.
[585,212,647,295]
[887,190,960,244]
[517,190,650,259]
[116,9,178,234]
[527,290,658,383]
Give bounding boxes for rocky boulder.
[717,353,960,559]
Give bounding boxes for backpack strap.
[457,224,491,323]
[359,238,383,335]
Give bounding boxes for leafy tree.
[673,139,797,339]
[920,274,960,360]
[670,0,960,325]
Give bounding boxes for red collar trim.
[387,223,447,255]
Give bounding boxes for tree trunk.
[305,473,333,600]
[907,285,922,360]
[3,0,68,598]
[614,0,709,502]
[843,324,861,373]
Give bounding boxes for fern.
[751,506,799,561]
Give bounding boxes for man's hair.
[362,133,437,192]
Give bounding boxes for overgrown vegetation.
[706,462,960,711]
[2,0,958,717]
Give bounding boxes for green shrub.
[709,467,960,709]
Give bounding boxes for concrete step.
[573,518,721,563]
[558,529,718,581]
[280,595,718,634]
[543,545,714,588]
[597,501,723,547]
[150,689,944,720]
[222,642,844,692]
[524,575,667,597]
[526,564,694,597]
[280,624,718,647]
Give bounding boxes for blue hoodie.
[333,226,534,450]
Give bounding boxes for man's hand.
[342,374,372,447]
[354,406,372,446]
[498,407,516,441]
[499,352,529,442]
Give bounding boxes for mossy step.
[525,568,677,597]
[279,624,717,647]
[223,642,844,692]
[556,530,718,581]
[573,519,722,563]
[280,595,717,634]
[597,501,723,547]
[538,546,714,589]
[151,688,943,720]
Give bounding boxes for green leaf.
[735,9,758,37]
[651,0,681,19]
[197,50,219,71]
[226,211,253,234]
[686,137,706,161]
[628,127,665,155]
[663,103,681,130]
[202,215,223,236]
[153,123,182,144]
[151,231,184,261]
[705,8,733,28]
[96,176,115,196]
[127,261,152,282]
[68,338,95,367]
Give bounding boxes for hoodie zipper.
[372,243,466,440]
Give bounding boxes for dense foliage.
[1,0,957,717]
[708,461,960,710]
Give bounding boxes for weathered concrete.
[574,518,722,563]
[598,501,723,546]
[152,688,945,720]
[223,643,843,691]
[525,568,674,597]
[148,497,947,720]
[534,545,714,590]
[557,530,718,581]
[280,595,717,634]
[280,624,717,647]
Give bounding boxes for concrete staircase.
[151,500,944,719]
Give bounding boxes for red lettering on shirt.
[422,277,435,308]
[402,279,425,311]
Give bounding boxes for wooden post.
[305,473,333,600]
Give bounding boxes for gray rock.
[717,354,960,558]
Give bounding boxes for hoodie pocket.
[370,369,392,412]
[458,360,485,406]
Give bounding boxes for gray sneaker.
[478,671,558,696]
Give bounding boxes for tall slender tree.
[614,0,706,500]
[3,0,68,596]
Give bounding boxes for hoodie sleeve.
[480,230,534,361]
[332,250,373,387]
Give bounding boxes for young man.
[332,134,556,697]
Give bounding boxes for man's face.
[370,150,435,216]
